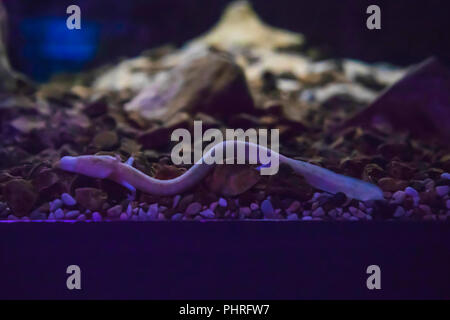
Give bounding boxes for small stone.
[93,131,119,150]
[302,216,313,221]
[446,200,450,209]
[77,214,87,221]
[250,203,259,210]
[423,214,437,221]
[75,188,107,211]
[199,209,215,219]
[286,201,301,213]
[312,207,325,217]
[147,203,159,220]
[172,195,181,208]
[49,199,63,211]
[4,179,38,217]
[209,202,218,211]
[171,213,183,221]
[48,212,56,220]
[405,187,419,198]
[7,214,19,220]
[54,208,65,219]
[239,207,251,218]
[92,212,102,221]
[107,205,122,218]
[436,186,449,197]
[378,177,399,192]
[261,199,275,218]
[393,206,405,218]
[218,198,227,207]
[119,213,128,221]
[65,210,80,219]
[442,173,450,180]
[287,213,299,220]
[61,193,77,206]
[185,202,202,216]
[391,190,406,204]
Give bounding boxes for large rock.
[125,51,254,121]
[189,1,303,51]
[340,57,450,143]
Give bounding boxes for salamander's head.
[56,155,118,179]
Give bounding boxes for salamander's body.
[56,140,384,201]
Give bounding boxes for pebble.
[92,212,102,221]
[349,216,359,221]
[218,198,228,207]
[302,216,313,221]
[126,203,133,217]
[391,190,406,204]
[312,207,325,217]
[250,203,259,210]
[342,212,351,219]
[209,202,218,211]
[239,207,251,218]
[446,200,450,210]
[199,209,215,219]
[393,206,405,218]
[172,195,181,208]
[48,212,55,220]
[77,214,87,221]
[418,204,431,215]
[107,205,122,217]
[436,186,449,197]
[287,213,299,220]
[7,214,18,220]
[441,173,450,180]
[185,202,202,215]
[119,213,128,221]
[171,213,184,221]
[302,210,311,216]
[54,208,65,219]
[261,199,275,218]
[147,203,158,220]
[49,199,63,212]
[158,213,166,220]
[65,210,80,219]
[405,187,419,198]
[286,201,300,213]
[61,193,77,206]
[423,214,437,221]
[138,208,147,220]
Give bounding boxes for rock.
[340,57,450,144]
[261,199,274,218]
[138,127,171,149]
[206,164,260,196]
[185,202,202,216]
[75,188,107,211]
[147,203,158,220]
[61,193,76,206]
[83,96,108,117]
[92,212,102,221]
[125,51,254,121]
[171,213,184,221]
[287,213,299,220]
[3,179,37,217]
[442,173,450,180]
[119,212,128,221]
[107,205,122,217]
[436,186,449,197]
[93,131,119,151]
[10,116,46,134]
[312,207,325,217]
[199,209,215,219]
[405,187,419,198]
[363,163,386,183]
[188,1,303,51]
[65,210,80,219]
[391,191,406,204]
[49,199,63,212]
[218,198,228,207]
[54,208,64,219]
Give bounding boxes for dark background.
[3,0,450,81]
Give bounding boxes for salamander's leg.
[122,181,136,201]
[125,157,134,166]
[122,157,136,200]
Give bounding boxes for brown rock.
[138,127,171,150]
[93,131,119,151]
[75,188,107,211]
[125,51,254,121]
[340,57,450,144]
[3,179,37,217]
[206,164,260,196]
